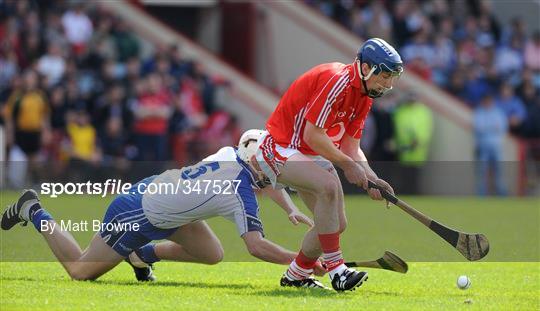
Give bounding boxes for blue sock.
[136,243,160,264]
[30,207,53,232]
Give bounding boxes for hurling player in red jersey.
[248,38,404,291]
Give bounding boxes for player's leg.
[1,190,123,280]
[129,221,224,266]
[158,221,224,264]
[277,154,366,291]
[273,154,340,282]
[286,173,348,268]
[277,153,341,234]
[60,232,124,280]
[295,166,348,258]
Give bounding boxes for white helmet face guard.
[356,60,402,98]
[237,129,271,188]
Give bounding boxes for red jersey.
[266,62,373,155]
[133,90,171,135]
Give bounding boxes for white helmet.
[237,129,271,188]
[237,129,265,164]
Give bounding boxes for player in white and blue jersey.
[1,134,326,288]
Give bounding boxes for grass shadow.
[95,279,256,290]
[362,289,402,297]
[244,288,351,299]
[1,276,42,282]
[1,276,256,291]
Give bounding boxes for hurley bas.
[41,220,140,234]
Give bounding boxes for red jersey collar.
[349,62,362,89]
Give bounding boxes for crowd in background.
[307,0,540,195]
[306,0,539,139]
[0,0,241,185]
[1,0,538,194]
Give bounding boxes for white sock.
[285,260,313,281]
[328,263,347,280]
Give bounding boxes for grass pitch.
[1,193,539,310]
[1,262,538,310]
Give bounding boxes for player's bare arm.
[340,133,394,203]
[303,121,368,189]
[256,187,313,227]
[242,231,297,264]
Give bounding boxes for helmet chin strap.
[356,59,379,99]
[248,155,271,188]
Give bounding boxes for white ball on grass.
[457,275,471,290]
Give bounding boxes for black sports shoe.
[331,268,368,292]
[1,189,41,230]
[280,275,329,290]
[125,252,156,282]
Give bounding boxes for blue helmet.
[357,38,403,76]
[356,38,403,98]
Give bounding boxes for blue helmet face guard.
[356,59,403,98]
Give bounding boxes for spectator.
[191,62,216,114]
[524,30,540,71]
[359,113,376,158]
[19,30,42,69]
[198,110,241,156]
[520,97,540,138]
[516,69,538,108]
[473,94,507,196]
[167,44,191,80]
[113,20,140,62]
[63,78,82,111]
[66,109,101,181]
[369,96,398,162]
[501,17,527,47]
[456,37,479,67]
[61,3,93,55]
[3,70,50,184]
[37,42,66,87]
[349,7,367,39]
[446,68,468,99]
[3,70,50,158]
[496,82,527,133]
[0,0,239,187]
[100,115,132,175]
[363,1,393,41]
[179,75,207,128]
[132,74,172,161]
[47,86,68,160]
[494,36,524,78]
[95,83,132,148]
[392,92,433,194]
[474,0,501,43]
[463,67,493,106]
[43,10,69,52]
[391,0,413,47]
[67,110,98,162]
[402,31,435,67]
[431,33,456,86]
[0,46,18,89]
[87,15,116,62]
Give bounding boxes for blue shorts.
[99,176,178,257]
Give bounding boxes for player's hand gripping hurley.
[367,181,490,261]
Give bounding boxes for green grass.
[1,193,539,310]
[1,262,538,310]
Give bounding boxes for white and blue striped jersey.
[142,147,263,236]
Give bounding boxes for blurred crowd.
[0,0,241,185]
[307,0,540,195]
[306,0,540,139]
